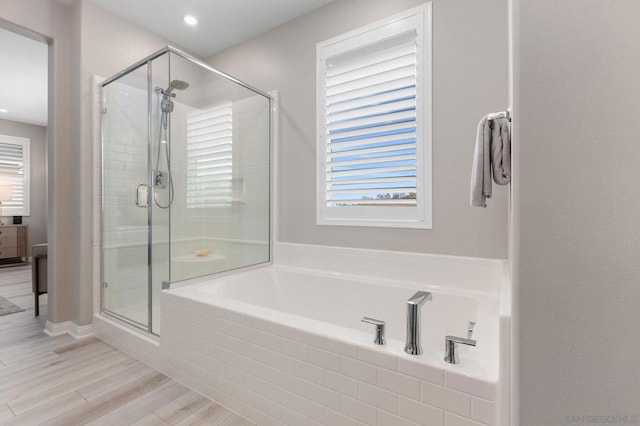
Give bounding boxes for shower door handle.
[135,183,149,208]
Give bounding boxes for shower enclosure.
[100,47,271,334]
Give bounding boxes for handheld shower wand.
[153,80,189,209]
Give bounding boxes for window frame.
[316,3,432,229]
[0,134,30,217]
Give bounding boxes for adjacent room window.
[186,102,233,208]
[0,135,30,216]
[316,4,432,228]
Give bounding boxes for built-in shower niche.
[100,47,271,334]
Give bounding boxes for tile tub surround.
[96,243,509,425]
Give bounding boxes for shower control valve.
[153,170,167,188]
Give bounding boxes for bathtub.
[96,243,508,425]
[156,244,507,426]
[168,265,500,381]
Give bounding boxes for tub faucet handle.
[361,317,386,345]
[467,321,476,339]
[444,335,477,364]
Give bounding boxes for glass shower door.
[101,67,151,330]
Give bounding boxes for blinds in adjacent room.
[0,135,30,216]
[186,103,233,208]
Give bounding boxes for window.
[316,4,432,228]
[186,102,233,208]
[0,135,30,216]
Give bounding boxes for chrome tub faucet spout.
[404,291,432,355]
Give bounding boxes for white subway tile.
[255,361,280,384]
[398,358,445,385]
[256,330,282,352]
[281,338,309,361]
[243,405,271,426]
[358,382,398,413]
[245,374,272,397]
[445,372,496,401]
[471,396,496,425]
[266,349,296,374]
[378,410,422,426]
[339,395,377,425]
[340,357,377,385]
[323,338,359,358]
[421,381,470,417]
[445,412,486,426]
[269,383,294,409]
[324,370,359,398]
[252,393,281,420]
[293,394,324,423]
[309,383,340,410]
[377,367,421,400]
[225,320,258,344]
[280,405,307,425]
[217,362,245,383]
[309,347,341,372]
[398,396,445,426]
[295,360,324,385]
[280,370,309,396]
[246,343,271,364]
[358,347,398,370]
[294,329,324,347]
[266,321,296,339]
[324,408,359,426]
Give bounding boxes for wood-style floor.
[0,265,253,426]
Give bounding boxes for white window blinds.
[186,103,233,208]
[316,4,432,228]
[0,135,30,216]
[325,34,418,207]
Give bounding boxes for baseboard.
[44,320,95,339]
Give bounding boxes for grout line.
[6,402,16,417]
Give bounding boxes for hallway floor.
[0,265,252,425]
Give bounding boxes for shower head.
[156,79,190,114]
[155,80,190,99]
[169,79,189,91]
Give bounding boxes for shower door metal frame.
[99,46,274,335]
[98,58,155,333]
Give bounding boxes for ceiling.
[0,27,48,126]
[0,0,334,126]
[88,0,335,58]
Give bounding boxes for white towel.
[470,116,511,207]
[470,115,491,207]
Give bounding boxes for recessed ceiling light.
[0,109,8,113]
[182,14,198,26]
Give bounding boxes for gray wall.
[0,0,74,325]
[512,0,640,424]
[0,118,47,253]
[208,0,509,259]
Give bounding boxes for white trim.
[92,75,104,319]
[269,91,279,247]
[44,320,95,339]
[315,4,433,229]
